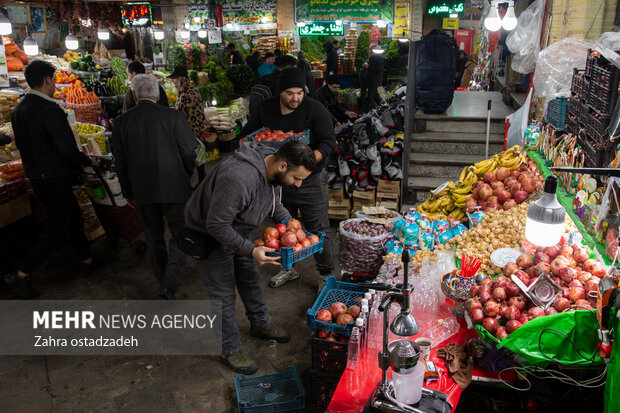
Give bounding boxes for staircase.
[407,92,514,204]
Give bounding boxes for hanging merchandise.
[506,0,545,74]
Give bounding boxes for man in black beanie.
[240,67,336,290]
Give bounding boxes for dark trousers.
[21,176,90,275]
[282,170,333,275]
[137,203,187,292]
[365,73,382,111]
[198,246,269,352]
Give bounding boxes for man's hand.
[126,198,137,208]
[240,137,248,143]
[345,111,358,119]
[252,246,281,266]
[314,149,323,163]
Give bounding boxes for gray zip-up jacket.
[184,142,292,257]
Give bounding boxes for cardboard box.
[377,180,401,194]
[353,189,376,202]
[353,198,376,208]
[329,198,351,208]
[0,194,31,228]
[328,208,350,220]
[376,191,400,201]
[377,199,399,210]
[329,188,345,201]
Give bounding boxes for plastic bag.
[354,209,402,223]
[533,38,592,102]
[339,218,391,275]
[506,0,545,74]
[595,32,620,52]
[505,89,533,148]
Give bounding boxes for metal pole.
[485,99,492,159]
[402,40,417,204]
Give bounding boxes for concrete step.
[408,152,486,178]
[406,176,455,204]
[411,132,505,155]
[421,119,506,134]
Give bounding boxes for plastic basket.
[578,135,608,168]
[311,332,348,376]
[570,69,585,97]
[235,366,305,413]
[76,122,106,154]
[587,111,611,143]
[546,97,569,131]
[64,101,102,124]
[306,276,368,336]
[307,369,340,413]
[246,127,311,148]
[268,230,325,270]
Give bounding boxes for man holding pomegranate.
[241,67,336,289]
[185,140,317,374]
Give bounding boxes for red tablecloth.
[327,319,513,413]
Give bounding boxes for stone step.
[411,132,505,155]
[421,119,506,134]
[408,152,486,178]
[406,176,456,205]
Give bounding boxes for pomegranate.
[275,223,287,236]
[329,302,347,319]
[472,187,480,200]
[528,307,545,319]
[264,238,279,250]
[560,245,574,258]
[470,284,480,297]
[583,259,598,273]
[505,281,521,298]
[465,298,482,313]
[295,229,307,242]
[487,196,499,206]
[574,299,592,309]
[561,286,570,298]
[479,284,492,296]
[482,317,499,334]
[492,275,510,289]
[554,297,571,312]
[347,305,361,318]
[478,184,493,201]
[514,270,531,287]
[516,254,534,269]
[308,234,320,244]
[293,243,302,252]
[545,245,560,260]
[508,296,526,311]
[503,262,519,276]
[521,177,537,193]
[286,218,302,232]
[519,315,530,325]
[534,252,551,265]
[550,256,570,276]
[479,291,492,304]
[483,172,496,183]
[503,305,521,321]
[280,232,298,248]
[568,279,584,289]
[466,197,478,211]
[495,166,510,181]
[559,267,577,284]
[584,278,600,294]
[497,190,512,204]
[576,271,592,285]
[480,277,492,286]
[568,287,586,303]
[503,199,518,210]
[483,300,501,317]
[590,264,607,278]
[317,330,331,339]
[545,307,559,316]
[513,190,529,203]
[491,181,505,192]
[336,314,354,325]
[470,308,484,324]
[573,247,589,263]
[263,227,280,241]
[495,326,509,340]
[316,309,332,323]
[506,320,522,333]
[301,239,311,248]
[533,262,550,276]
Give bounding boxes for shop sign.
[296,0,393,23]
[394,0,410,37]
[426,1,465,16]
[221,0,277,25]
[121,2,152,26]
[442,18,459,29]
[299,23,344,36]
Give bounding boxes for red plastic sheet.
[327,319,514,413]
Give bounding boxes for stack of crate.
[352,189,376,215]
[376,180,401,210]
[328,188,351,220]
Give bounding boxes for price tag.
[442,18,459,30]
[366,218,389,225]
[362,206,387,215]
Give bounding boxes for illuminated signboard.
[121,2,152,26]
[426,1,465,16]
[299,23,344,36]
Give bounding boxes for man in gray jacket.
[112,74,196,300]
[185,140,317,374]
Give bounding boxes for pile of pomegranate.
[254,219,320,251]
[316,301,362,328]
[468,238,606,340]
[468,162,543,212]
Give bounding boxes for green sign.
[426,1,465,15]
[299,23,344,36]
[222,0,277,25]
[296,0,393,23]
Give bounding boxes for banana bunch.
[472,154,500,177]
[418,193,455,215]
[499,145,527,170]
[449,166,477,209]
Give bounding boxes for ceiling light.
[502,5,518,31]
[97,28,110,40]
[376,19,387,28]
[198,28,207,38]
[484,5,502,32]
[0,13,12,35]
[153,27,164,40]
[65,34,79,50]
[23,37,38,56]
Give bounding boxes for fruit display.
[253,219,320,252]
[339,219,391,275]
[315,300,365,327]
[32,54,71,71]
[76,123,106,154]
[63,50,80,63]
[0,91,19,123]
[65,83,100,104]
[466,239,606,340]
[3,38,27,71]
[55,71,82,86]
[69,54,98,72]
[417,146,531,219]
[107,76,129,96]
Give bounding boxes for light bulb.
[98,28,110,40]
[23,37,38,56]
[376,19,386,28]
[484,5,502,32]
[193,16,201,24]
[261,16,269,24]
[297,21,305,28]
[211,99,217,106]
[398,37,408,43]
[65,34,79,50]
[502,6,518,31]
[0,13,12,35]
[225,23,232,30]
[198,29,207,38]
[153,28,164,40]
[524,176,566,247]
[372,47,384,54]
[450,13,458,18]
[335,19,342,26]
[179,28,190,40]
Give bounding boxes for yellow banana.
[452,192,470,203]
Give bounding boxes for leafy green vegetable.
[110,57,127,82]
[300,37,326,62]
[191,43,202,70]
[214,66,227,82]
[355,31,370,71]
[107,75,129,96]
[227,64,256,95]
[166,43,187,71]
[204,61,216,80]
[188,70,198,84]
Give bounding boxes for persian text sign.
[222,0,277,25]
[0,301,222,355]
[394,0,410,36]
[296,0,393,23]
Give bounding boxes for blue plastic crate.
[306,276,368,336]
[235,366,305,413]
[268,230,325,270]
[546,97,570,131]
[246,127,310,148]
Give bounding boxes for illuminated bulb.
[0,13,12,35]
[65,34,79,50]
[335,19,342,26]
[23,37,38,56]
[153,28,164,40]
[211,99,217,106]
[484,5,502,32]
[198,29,207,38]
[193,16,201,24]
[450,13,458,18]
[502,5,518,31]
[261,16,269,24]
[98,28,110,40]
[398,37,408,43]
[297,21,305,28]
[524,176,566,247]
[372,46,384,54]
[225,23,232,30]
[376,19,386,28]
[179,28,190,39]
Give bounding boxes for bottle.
[360,304,369,349]
[347,326,361,369]
[361,298,369,309]
[369,303,381,350]
[355,318,365,353]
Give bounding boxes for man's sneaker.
[268,268,300,288]
[250,323,291,343]
[220,349,258,375]
[4,271,40,298]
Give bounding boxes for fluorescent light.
[98,28,110,40]
[153,28,164,40]
[0,13,12,35]
[398,37,408,43]
[502,5,518,31]
[23,37,38,56]
[225,23,232,30]
[297,21,305,28]
[372,47,384,54]
[484,5,502,32]
[376,19,386,28]
[336,19,342,25]
[179,28,190,40]
[211,99,217,106]
[198,29,207,38]
[450,13,458,18]
[65,34,79,50]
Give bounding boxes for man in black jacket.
[365,44,384,111]
[241,68,336,289]
[313,74,357,126]
[112,74,197,299]
[122,61,169,112]
[5,60,94,298]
